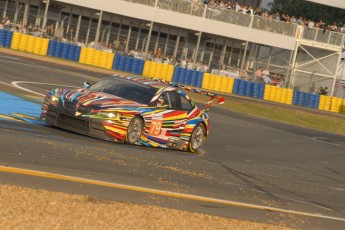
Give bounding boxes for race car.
[41,75,224,152]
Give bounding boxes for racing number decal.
[149,119,162,136]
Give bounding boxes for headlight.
[51,95,59,102]
[97,112,121,119]
[49,95,59,106]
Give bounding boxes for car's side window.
[157,92,181,110]
[180,95,193,111]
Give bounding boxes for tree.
[268,0,345,26]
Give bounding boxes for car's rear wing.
[153,78,225,111]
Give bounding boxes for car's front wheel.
[188,123,205,152]
[126,116,144,144]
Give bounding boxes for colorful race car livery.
[41,75,224,152]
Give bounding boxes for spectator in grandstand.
[112,37,121,53]
[254,67,263,82]
[122,39,128,53]
[309,83,316,94]
[89,40,95,48]
[273,12,280,21]
[46,24,54,38]
[262,74,272,84]
[323,87,329,95]
[261,10,269,18]
[254,7,261,16]
[263,67,270,79]
[156,47,162,58]
[234,1,240,12]
[27,23,33,34]
[290,16,297,24]
[66,28,74,41]
[329,22,338,32]
[308,20,315,28]
[241,5,248,14]
[318,86,328,95]
[239,69,249,80]
[341,24,345,33]
[225,1,233,10]
[18,21,26,34]
[296,16,303,25]
[2,16,11,29]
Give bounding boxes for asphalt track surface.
[0,52,345,229]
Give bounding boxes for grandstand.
[0,0,344,96]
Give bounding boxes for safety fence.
[1,28,345,115]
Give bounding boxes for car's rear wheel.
[188,123,205,152]
[126,116,144,144]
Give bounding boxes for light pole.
[101,25,110,46]
[94,10,103,43]
[41,0,50,36]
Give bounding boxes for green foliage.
[268,0,345,25]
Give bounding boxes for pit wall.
[1,30,345,115]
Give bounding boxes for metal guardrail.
[302,27,345,46]
[252,16,297,37]
[124,0,156,7]
[121,0,345,47]
[157,0,206,17]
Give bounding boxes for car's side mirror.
[217,97,225,105]
[83,81,91,88]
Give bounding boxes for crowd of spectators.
[309,83,329,95]
[199,0,345,33]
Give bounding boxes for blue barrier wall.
[232,79,265,99]
[293,91,320,109]
[113,54,144,75]
[0,29,13,48]
[172,67,203,88]
[47,40,81,62]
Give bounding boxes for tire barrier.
[318,95,332,111]
[142,61,174,81]
[47,41,81,62]
[112,54,145,75]
[202,73,234,93]
[10,32,49,56]
[292,91,320,109]
[172,67,203,88]
[263,85,293,104]
[79,47,114,69]
[0,29,13,47]
[330,97,344,113]
[319,96,345,114]
[0,29,6,47]
[2,32,345,115]
[232,79,265,99]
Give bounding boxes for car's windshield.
[88,77,158,105]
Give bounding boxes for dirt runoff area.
[0,184,294,230]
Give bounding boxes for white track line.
[0,59,52,69]
[9,81,76,97]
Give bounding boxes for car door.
[147,91,188,139]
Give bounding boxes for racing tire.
[126,116,144,145]
[188,123,205,153]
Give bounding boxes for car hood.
[60,88,147,110]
